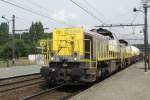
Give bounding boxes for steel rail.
[0,73,40,81]
[0,79,45,93]
[20,84,65,100]
[0,77,41,87]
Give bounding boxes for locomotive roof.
[84,31,109,40]
[90,28,114,39]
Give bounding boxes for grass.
[0,58,35,68]
[0,61,7,68]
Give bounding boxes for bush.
[0,39,33,59]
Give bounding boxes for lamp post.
[2,16,9,24]
[1,15,15,65]
[1,16,10,67]
[133,1,150,72]
[1,16,10,39]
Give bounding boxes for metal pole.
[5,20,9,67]
[147,5,150,70]
[144,3,148,72]
[12,15,15,65]
[7,22,9,67]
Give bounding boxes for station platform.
[0,65,41,79]
[70,62,150,100]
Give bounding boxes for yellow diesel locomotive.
[40,27,140,84]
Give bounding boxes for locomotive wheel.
[96,68,101,81]
[101,68,106,79]
[47,79,56,88]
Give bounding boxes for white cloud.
[52,9,78,23]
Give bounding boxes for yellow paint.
[39,39,51,64]
[53,27,84,56]
[39,39,47,47]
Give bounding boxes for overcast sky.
[0,0,149,44]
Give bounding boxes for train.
[39,27,141,85]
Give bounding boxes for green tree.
[41,32,52,39]
[0,22,9,45]
[0,39,32,59]
[0,21,51,59]
[29,21,44,41]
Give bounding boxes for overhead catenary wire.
[0,3,6,8]
[129,6,142,35]
[0,0,74,27]
[18,0,79,28]
[18,0,53,14]
[130,15,137,34]
[106,0,141,23]
[130,6,143,24]
[24,0,106,27]
[82,0,106,20]
[69,0,105,25]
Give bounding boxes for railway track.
[20,84,89,100]
[0,73,85,100]
[0,73,45,93]
[0,64,135,100]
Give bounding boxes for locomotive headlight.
[74,57,77,61]
[73,52,78,61]
[50,52,54,61]
[51,68,55,72]
[51,57,54,61]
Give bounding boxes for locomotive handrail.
[40,39,93,68]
